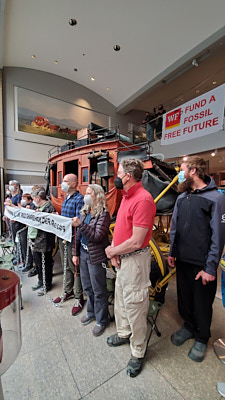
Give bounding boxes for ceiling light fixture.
[211,150,217,157]
[113,44,120,51]
[192,59,198,67]
[32,55,36,59]
[54,60,58,64]
[69,19,77,26]
[213,81,217,85]
[162,50,211,85]
[106,87,110,91]
[74,68,78,72]
[91,77,95,81]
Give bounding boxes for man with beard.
[168,157,225,362]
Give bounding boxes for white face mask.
[61,182,70,192]
[84,195,93,206]
[21,199,27,207]
[33,200,39,208]
[6,190,11,196]
[9,185,15,192]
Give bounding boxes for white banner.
[161,83,225,145]
[4,206,72,242]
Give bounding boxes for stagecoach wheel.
[150,237,167,277]
[52,236,59,257]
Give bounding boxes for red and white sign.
[161,83,225,145]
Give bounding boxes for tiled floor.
[1,247,225,400]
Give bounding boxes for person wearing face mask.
[155,104,166,139]
[2,189,12,239]
[105,159,156,378]
[18,194,34,273]
[168,157,225,363]
[72,184,111,336]
[53,174,84,316]
[30,189,56,296]
[4,180,24,254]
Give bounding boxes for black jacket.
[72,211,111,265]
[169,176,225,276]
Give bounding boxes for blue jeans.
[80,248,108,325]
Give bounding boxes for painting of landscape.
[15,87,109,140]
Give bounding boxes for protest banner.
[4,206,72,242]
[161,83,225,145]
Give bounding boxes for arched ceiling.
[1,0,225,114]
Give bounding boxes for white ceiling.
[1,0,225,114]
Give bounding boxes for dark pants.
[80,248,108,325]
[176,260,217,344]
[19,227,33,267]
[33,251,53,290]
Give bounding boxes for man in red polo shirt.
[105,158,156,378]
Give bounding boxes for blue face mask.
[178,170,186,184]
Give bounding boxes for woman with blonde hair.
[72,184,111,336]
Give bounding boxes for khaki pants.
[114,249,151,358]
[59,239,83,298]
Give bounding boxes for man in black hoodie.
[168,156,225,362]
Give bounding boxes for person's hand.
[195,270,216,285]
[4,199,12,206]
[72,217,81,227]
[26,205,31,209]
[110,256,121,269]
[105,245,117,259]
[72,256,79,266]
[168,256,175,268]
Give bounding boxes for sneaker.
[126,355,144,378]
[171,326,194,346]
[32,282,42,291]
[28,268,38,278]
[92,323,108,337]
[54,291,74,304]
[107,333,130,347]
[71,297,84,316]
[188,341,207,362]
[81,315,95,325]
[37,287,51,296]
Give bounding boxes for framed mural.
[14,87,110,141]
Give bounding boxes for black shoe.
[28,268,38,277]
[21,265,33,273]
[126,355,144,378]
[107,333,130,347]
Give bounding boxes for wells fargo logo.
[165,108,181,130]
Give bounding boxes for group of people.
[3,155,225,378]
[142,104,166,142]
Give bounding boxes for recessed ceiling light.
[213,81,217,85]
[74,68,78,72]
[54,60,58,64]
[196,90,200,94]
[106,87,110,91]
[91,77,95,81]
[32,55,36,59]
